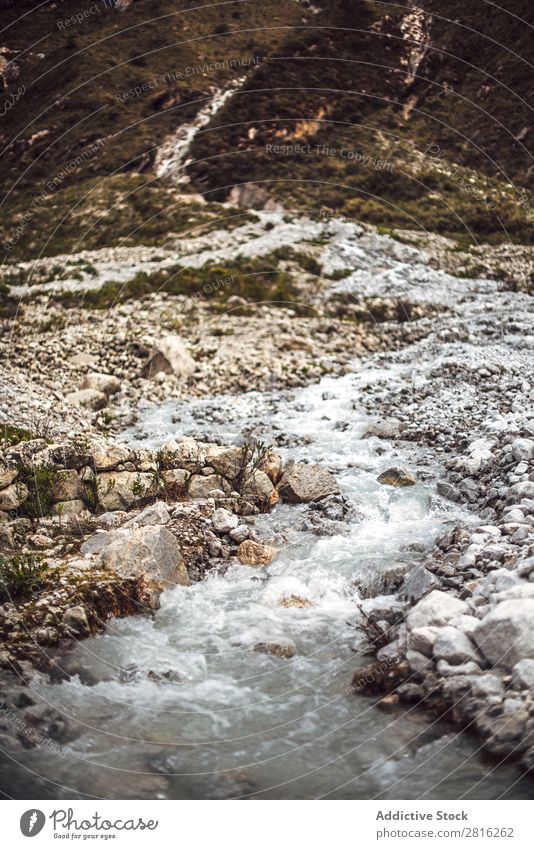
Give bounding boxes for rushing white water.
[13,368,533,799]
[154,81,245,183]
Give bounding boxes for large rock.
[66,388,107,411]
[238,540,277,566]
[474,599,534,669]
[0,483,28,510]
[161,438,205,473]
[432,626,481,665]
[377,467,417,487]
[97,471,156,510]
[52,469,85,503]
[123,501,170,528]
[212,508,238,533]
[90,441,131,471]
[512,438,534,462]
[94,526,189,604]
[81,372,121,397]
[204,445,242,480]
[402,566,438,603]
[188,474,230,498]
[277,460,339,503]
[143,335,196,380]
[512,659,534,690]
[0,466,17,489]
[244,469,279,505]
[406,590,468,630]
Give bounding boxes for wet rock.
[377,467,417,487]
[407,590,468,630]
[401,565,439,603]
[237,540,277,566]
[212,508,238,534]
[62,606,90,636]
[278,595,313,608]
[254,641,295,659]
[406,650,433,676]
[81,372,121,397]
[278,460,339,503]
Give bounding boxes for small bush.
[0,553,52,603]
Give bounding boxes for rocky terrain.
[1,0,534,802]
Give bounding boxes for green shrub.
[0,553,52,603]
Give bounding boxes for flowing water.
[7,366,534,799]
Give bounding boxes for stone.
[143,335,196,380]
[188,474,230,499]
[161,469,190,491]
[407,590,468,630]
[436,659,481,677]
[432,626,481,665]
[53,500,90,519]
[512,659,534,690]
[377,467,417,487]
[278,595,313,608]
[406,650,433,675]
[278,460,339,503]
[160,438,205,472]
[243,469,279,505]
[449,614,480,637]
[97,526,189,603]
[204,445,243,480]
[508,481,534,501]
[229,524,250,544]
[512,438,534,462]
[91,441,131,471]
[52,469,85,502]
[97,471,156,510]
[364,420,402,439]
[474,599,534,669]
[212,508,238,534]
[402,566,438,603]
[66,388,107,411]
[80,530,117,556]
[254,641,295,659]
[470,674,504,697]
[410,626,440,657]
[0,466,17,489]
[81,372,121,397]
[123,501,170,528]
[258,450,284,484]
[237,540,277,566]
[62,606,90,636]
[0,483,28,510]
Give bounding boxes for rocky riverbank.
[1,206,534,790]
